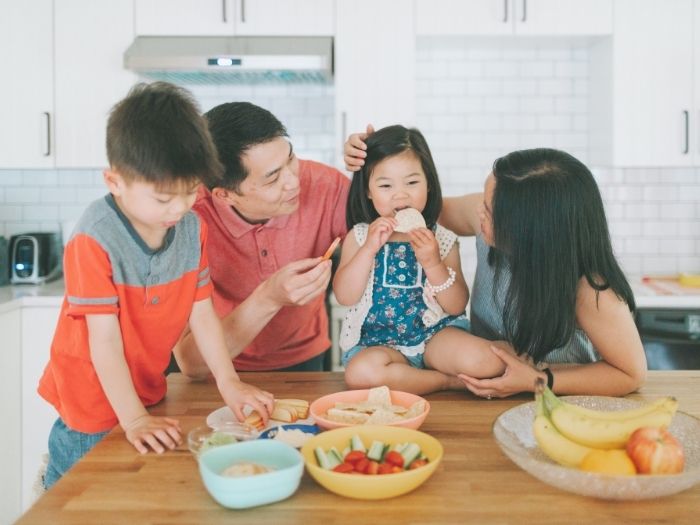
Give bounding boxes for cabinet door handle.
[521,0,527,22]
[240,0,246,23]
[683,110,689,154]
[503,0,508,22]
[43,111,51,157]
[221,0,227,22]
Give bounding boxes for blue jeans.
[44,418,109,490]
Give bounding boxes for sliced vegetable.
[351,434,366,452]
[367,440,385,462]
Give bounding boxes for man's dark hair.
[106,81,223,187]
[203,102,289,191]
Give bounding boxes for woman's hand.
[123,414,182,454]
[343,124,374,171]
[408,228,441,270]
[364,216,397,254]
[458,346,545,399]
[218,378,275,424]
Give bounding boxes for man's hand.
[123,414,182,454]
[343,124,374,171]
[218,378,275,424]
[262,257,332,307]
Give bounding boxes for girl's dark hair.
[346,125,442,229]
[489,148,635,363]
[106,82,223,187]
[203,102,288,191]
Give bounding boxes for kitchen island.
[17,371,699,525]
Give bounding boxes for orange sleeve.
[64,234,120,317]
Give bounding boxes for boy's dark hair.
[203,102,289,191]
[346,125,442,230]
[488,148,635,363]
[106,81,222,187]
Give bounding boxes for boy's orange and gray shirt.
[38,195,212,434]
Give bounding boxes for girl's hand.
[458,346,545,399]
[364,216,397,254]
[408,228,441,270]
[123,414,182,454]
[218,379,275,424]
[343,124,375,171]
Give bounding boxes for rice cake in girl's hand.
[394,208,427,233]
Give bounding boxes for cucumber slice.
[315,447,333,470]
[367,440,385,461]
[400,443,422,468]
[328,447,343,465]
[350,434,366,452]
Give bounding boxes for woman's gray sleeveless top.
[469,235,600,364]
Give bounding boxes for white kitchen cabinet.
[54,0,137,168]
[334,0,416,167]
[0,2,55,168]
[0,308,22,524]
[694,0,700,160]
[590,0,697,167]
[136,0,334,36]
[0,303,60,524]
[20,305,60,513]
[415,0,612,36]
[0,0,136,170]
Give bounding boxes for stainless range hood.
[124,36,333,84]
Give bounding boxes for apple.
[626,427,685,474]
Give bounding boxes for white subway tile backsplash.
[40,188,78,204]
[5,188,38,204]
[20,170,58,186]
[23,205,59,222]
[625,238,659,255]
[642,186,678,202]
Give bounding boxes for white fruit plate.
[207,405,315,433]
[493,396,700,500]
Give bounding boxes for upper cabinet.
[0,2,55,168]
[591,0,698,167]
[334,0,416,167]
[135,0,335,36]
[0,0,135,169]
[54,0,137,168]
[415,0,612,36]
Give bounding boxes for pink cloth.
[194,159,350,370]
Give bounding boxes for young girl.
[333,125,505,395]
[345,134,647,398]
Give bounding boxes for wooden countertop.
[18,371,699,525]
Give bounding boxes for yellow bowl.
[300,425,443,500]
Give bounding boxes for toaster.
[10,232,63,284]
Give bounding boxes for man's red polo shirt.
[194,159,350,370]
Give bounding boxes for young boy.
[38,82,274,489]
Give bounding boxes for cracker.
[394,208,426,233]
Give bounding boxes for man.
[174,102,349,375]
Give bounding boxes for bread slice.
[276,398,309,419]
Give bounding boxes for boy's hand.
[409,227,441,270]
[123,414,182,454]
[218,378,275,425]
[343,124,374,171]
[364,216,396,254]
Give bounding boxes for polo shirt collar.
[211,190,292,238]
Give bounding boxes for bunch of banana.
[532,379,678,467]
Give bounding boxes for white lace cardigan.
[338,222,458,352]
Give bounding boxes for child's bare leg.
[344,346,459,395]
[424,327,507,378]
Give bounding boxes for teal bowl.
[198,440,304,509]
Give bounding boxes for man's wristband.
[543,367,554,390]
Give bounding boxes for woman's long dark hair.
[489,148,635,363]
[346,125,442,229]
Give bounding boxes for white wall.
[414,37,700,278]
